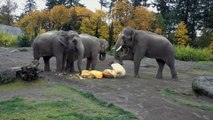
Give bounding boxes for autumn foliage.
[16,2,162,44]
[174,21,191,46]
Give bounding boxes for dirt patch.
[0,47,213,120]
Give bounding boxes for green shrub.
[175,45,213,61]
[17,33,31,47]
[0,31,17,47]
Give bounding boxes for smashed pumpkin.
[111,63,126,77]
[102,69,116,78]
[80,63,126,79]
[81,70,103,79]
[81,70,90,78]
[90,70,103,79]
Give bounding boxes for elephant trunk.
[99,52,106,61]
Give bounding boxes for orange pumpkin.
[90,70,103,79]
[81,70,90,78]
[102,69,116,78]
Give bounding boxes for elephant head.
[57,30,80,50]
[99,39,109,61]
[58,30,84,73]
[114,27,135,63]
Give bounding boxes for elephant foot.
[172,76,178,81]
[156,75,163,79]
[44,69,51,72]
[134,75,140,78]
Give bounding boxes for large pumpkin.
[102,69,116,78]
[81,70,103,79]
[81,70,90,78]
[111,63,126,77]
[90,70,103,79]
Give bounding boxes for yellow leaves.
[80,9,108,40]
[16,10,48,39]
[128,7,156,31]
[49,5,70,30]
[73,6,93,17]
[174,21,191,46]
[154,28,163,35]
[112,0,134,26]
[16,3,163,45]
[38,28,46,35]
[113,20,123,41]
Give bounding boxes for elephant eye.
[121,36,125,40]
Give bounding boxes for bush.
[0,31,17,47]
[17,33,31,47]
[175,45,213,61]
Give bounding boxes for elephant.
[114,27,178,80]
[66,34,109,72]
[33,30,84,72]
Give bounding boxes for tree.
[80,10,108,39]
[112,0,134,26]
[209,35,213,53]
[0,0,17,25]
[109,0,116,13]
[45,0,84,9]
[63,8,82,31]
[174,21,191,46]
[24,0,37,14]
[45,0,59,9]
[195,29,213,48]
[49,5,70,30]
[127,7,156,31]
[99,0,109,9]
[200,0,213,29]
[16,10,50,39]
[131,0,142,7]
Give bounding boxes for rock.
[10,49,19,53]
[18,48,29,52]
[192,76,213,98]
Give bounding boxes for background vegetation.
[0,0,213,60]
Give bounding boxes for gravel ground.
[0,47,213,120]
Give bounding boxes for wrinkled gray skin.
[33,30,84,72]
[114,27,178,80]
[66,34,109,72]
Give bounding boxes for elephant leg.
[156,59,165,79]
[62,54,67,71]
[91,57,98,70]
[165,58,178,80]
[133,51,144,78]
[43,56,51,72]
[69,61,75,72]
[86,58,92,70]
[56,55,63,72]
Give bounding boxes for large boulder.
[192,76,213,98]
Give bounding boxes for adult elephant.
[114,27,178,80]
[66,34,109,72]
[33,30,84,72]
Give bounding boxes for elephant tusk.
[116,46,122,52]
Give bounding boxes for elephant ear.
[131,28,136,42]
[58,31,69,48]
[125,27,136,46]
[68,31,79,40]
[100,39,109,50]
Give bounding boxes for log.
[0,60,41,84]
